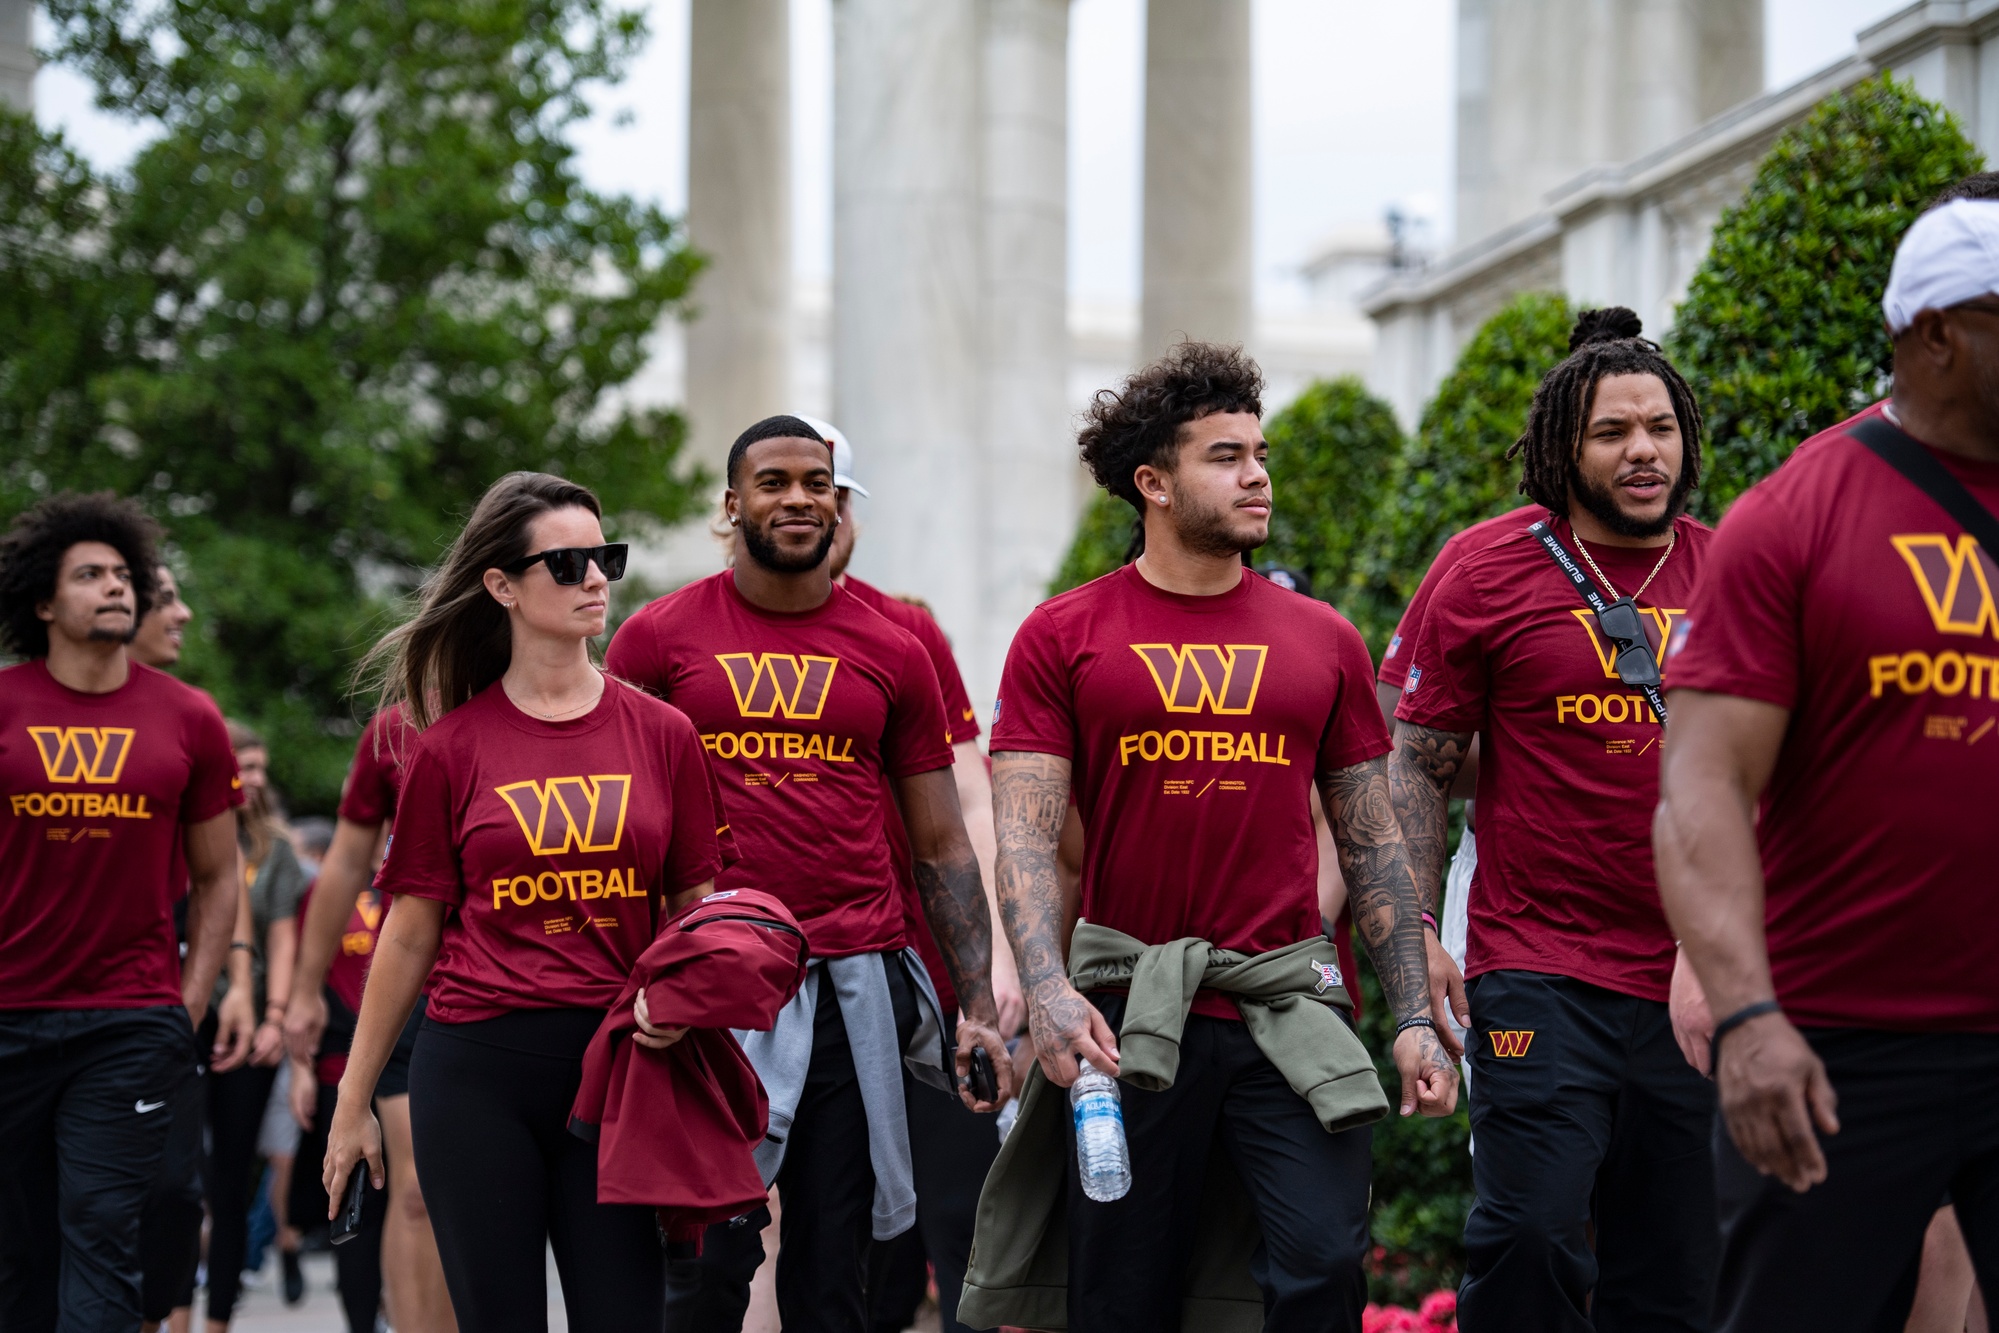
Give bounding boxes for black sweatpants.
[1064,992,1374,1333]
[665,956,920,1333]
[136,1046,206,1323]
[866,1015,1000,1333]
[204,1060,278,1322]
[1714,1029,1999,1332]
[408,1008,662,1333]
[1458,970,1717,1333]
[0,1006,193,1333]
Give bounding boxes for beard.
[1172,491,1265,559]
[742,518,837,574]
[1570,461,1692,539]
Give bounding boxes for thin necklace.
[507,670,604,720]
[1574,526,1677,602]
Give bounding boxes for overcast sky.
[37,0,1914,309]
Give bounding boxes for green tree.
[1259,376,1404,646]
[1668,75,1983,516]
[4,0,707,807]
[1350,291,1571,648]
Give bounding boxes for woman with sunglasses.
[322,471,732,1332]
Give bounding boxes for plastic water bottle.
[1070,1059,1131,1202]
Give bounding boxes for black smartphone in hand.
[966,1046,998,1104]
[330,1169,368,1245]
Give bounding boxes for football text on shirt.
[489,774,640,911]
[9,726,152,819]
[1554,608,1683,729]
[1867,534,1999,705]
[703,652,859,771]
[1119,644,1289,767]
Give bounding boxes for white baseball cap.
[795,414,868,496]
[1882,199,1999,334]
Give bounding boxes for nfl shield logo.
[1310,959,1342,994]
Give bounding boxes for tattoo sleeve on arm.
[1386,723,1472,917]
[1321,755,1431,1023]
[911,853,996,1018]
[899,768,997,1019]
[991,752,1074,1003]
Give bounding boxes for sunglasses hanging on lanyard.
[1529,520,1671,726]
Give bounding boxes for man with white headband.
[1654,181,1999,1329]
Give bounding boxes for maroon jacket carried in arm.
[569,889,809,1243]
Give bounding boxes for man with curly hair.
[985,341,1456,1332]
[0,492,243,1332]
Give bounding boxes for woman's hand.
[250,1015,287,1067]
[322,1086,385,1216]
[632,987,689,1051]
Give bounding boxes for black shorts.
[375,996,426,1099]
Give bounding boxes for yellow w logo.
[714,654,840,720]
[1892,534,1999,639]
[1569,608,1684,680]
[26,726,136,784]
[1488,1030,1536,1058]
[494,775,633,856]
[1130,644,1268,714]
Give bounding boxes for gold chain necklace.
[506,671,604,720]
[1574,527,1677,602]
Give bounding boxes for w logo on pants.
[1487,1030,1536,1058]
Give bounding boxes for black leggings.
[409,1009,663,1333]
[205,1061,279,1323]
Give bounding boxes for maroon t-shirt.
[1,659,241,1009]
[1397,515,1711,1000]
[338,707,411,826]
[1379,505,1547,691]
[378,680,731,1023]
[994,565,1388,1016]
[1666,404,1999,1030]
[605,573,955,958]
[843,576,981,744]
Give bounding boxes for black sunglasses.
[1593,597,1662,688]
[502,543,628,585]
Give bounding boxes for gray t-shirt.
[213,835,308,1014]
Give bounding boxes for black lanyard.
[1529,520,1671,727]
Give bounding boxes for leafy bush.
[1048,489,1135,595]
[1260,377,1405,645]
[1668,75,1983,517]
[1350,292,1571,648]
[1355,943,1473,1306]
[1046,376,1405,613]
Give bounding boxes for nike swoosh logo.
[134,1099,167,1113]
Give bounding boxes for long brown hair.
[358,472,604,731]
[225,717,288,868]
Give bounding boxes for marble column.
[0,0,35,114]
[977,0,1070,712]
[1139,0,1252,360]
[684,0,791,474]
[833,0,984,649]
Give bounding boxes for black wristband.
[1396,1015,1436,1035]
[1709,999,1783,1065]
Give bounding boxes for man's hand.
[992,969,1027,1040]
[1394,1024,1458,1117]
[954,1013,1019,1112]
[1026,977,1120,1089]
[212,985,256,1072]
[632,987,690,1051]
[289,1059,317,1130]
[1426,931,1468,1059]
[1716,1011,1838,1193]
[1669,947,1716,1077]
[250,1017,286,1068]
[284,989,329,1067]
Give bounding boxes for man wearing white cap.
[1655,188,1999,1329]
[800,414,1023,1333]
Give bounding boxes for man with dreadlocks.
[1388,308,1718,1331]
